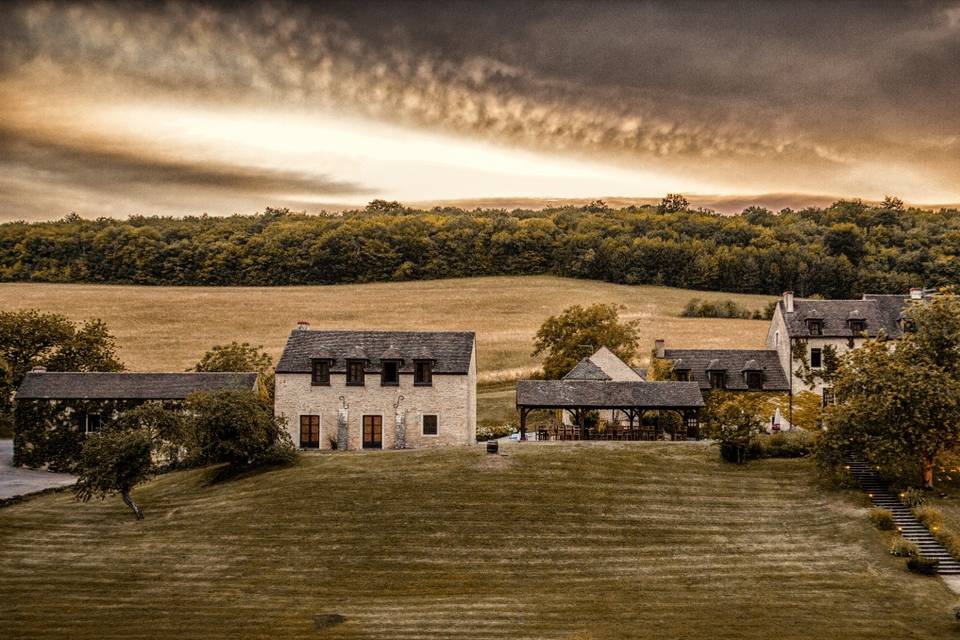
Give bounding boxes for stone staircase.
[846,458,960,575]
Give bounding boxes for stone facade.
[274,343,476,451]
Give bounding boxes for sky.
[1,0,959,220]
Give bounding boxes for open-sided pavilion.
[515,379,705,441]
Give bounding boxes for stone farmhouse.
[655,340,789,394]
[13,370,260,469]
[274,325,477,450]
[766,289,926,401]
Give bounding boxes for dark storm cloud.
[1,0,959,206]
[0,127,371,196]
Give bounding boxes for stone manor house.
[273,324,477,450]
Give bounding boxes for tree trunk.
[923,458,935,490]
[122,491,144,520]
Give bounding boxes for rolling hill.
[0,443,955,639]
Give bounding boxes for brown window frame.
[848,319,866,333]
[362,415,383,449]
[422,414,439,436]
[346,360,366,386]
[299,415,320,449]
[810,347,822,369]
[674,369,690,382]
[381,360,401,386]
[311,359,331,386]
[414,360,433,386]
[299,415,320,448]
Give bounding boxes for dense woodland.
[2,198,959,298]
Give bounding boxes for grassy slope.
[0,276,774,424]
[1,443,955,639]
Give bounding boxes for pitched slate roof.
[16,372,259,400]
[275,330,475,374]
[563,358,611,381]
[662,349,789,391]
[779,296,910,338]
[562,347,642,382]
[516,380,704,409]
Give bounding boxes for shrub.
[868,508,896,531]
[913,506,944,531]
[754,431,813,458]
[907,555,939,575]
[899,487,926,508]
[184,390,295,469]
[889,536,919,558]
[933,529,960,560]
[680,298,754,319]
[476,423,516,442]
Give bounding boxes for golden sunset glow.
[2,1,960,218]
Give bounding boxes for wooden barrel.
[486,440,499,454]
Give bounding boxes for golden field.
[0,276,775,423]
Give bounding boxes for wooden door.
[362,415,382,449]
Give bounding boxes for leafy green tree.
[184,390,294,469]
[713,393,769,463]
[818,291,960,488]
[192,341,275,400]
[74,428,153,519]
[658,194,689,213]
[0,310,123,434]
[532,303,641,379]
[113,402,187,465]
[823,222,866,264]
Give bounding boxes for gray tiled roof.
[563,358,611,381]
[663,349,789,391]
[779,296,909,338]
[16,372,259,400]
[516,380,704,409]
[275,330,475,374]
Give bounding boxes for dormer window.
[414,360,433,386]
[847,310,866,334]
[806,319,823,335]
[708,371,726,389]
[346,360,366,386]
[742,359,763,390]
[311,359,331,386]
[381,360,401,386]
[674,369,691,382]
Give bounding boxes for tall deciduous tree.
[0,310,123,433]
[658,193,689,213]
[818,291,960,488]
[191,341,275,400]
[74,428,153,519]
[532,303,640,379]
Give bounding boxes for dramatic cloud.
[1,0,959,218]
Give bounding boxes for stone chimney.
[783,291,794,313]
[909,288,923,300]
[654,339,665,359]
[30,365,46,373]
[295,320,310,331]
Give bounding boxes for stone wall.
[275,346,476,451]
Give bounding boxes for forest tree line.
[2,198,959,298]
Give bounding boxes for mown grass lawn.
[1,443,956,639]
